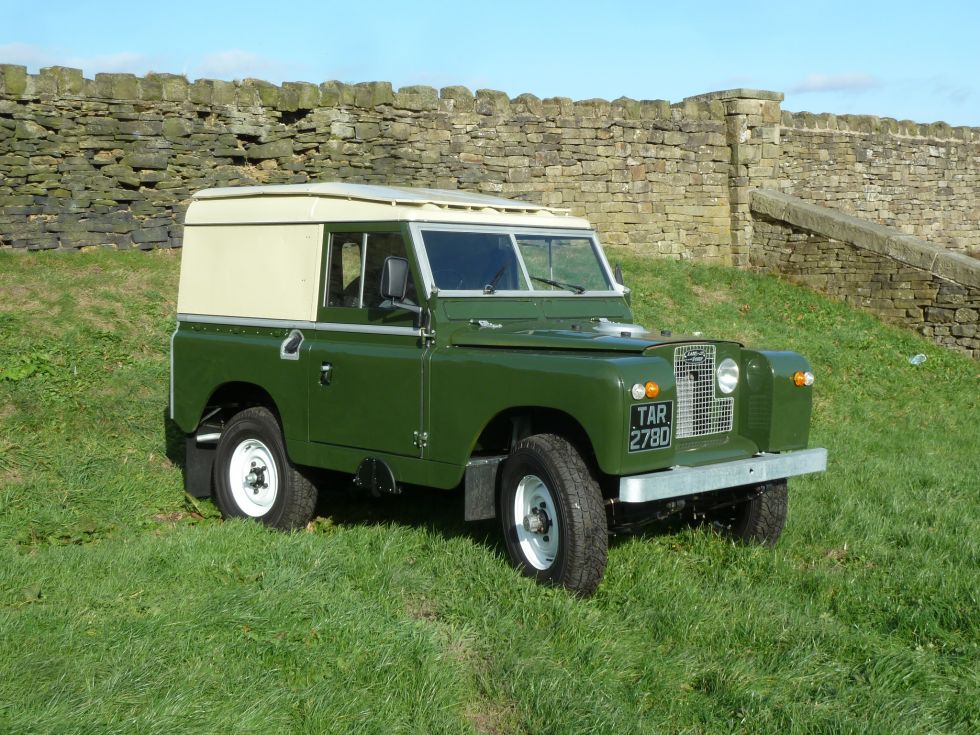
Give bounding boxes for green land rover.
[171,182,826,596]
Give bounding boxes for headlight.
[716,358,739,394]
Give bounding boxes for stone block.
[394,85,439,111]
[138,75,163,101]
[148,73,188,101]
[574,98,611,118]
[14,120,47,140]
[319,80,346,106]
[246,139,293,160]
[475,89,510,116]
[541,96,573,116]
[132,226,170,243]
[354,122,380,140]
[243,78,280,107]
[163,118,191,139]
[440,85,474,111]
[638,100,671,119]
[330,122,354,139]
[189,80,214,105]
[123,152,169,170]
[39,66,86,95]
[94,73,139,99]
[280,81,319,111]
[352,81,394,108]
[512,93,543,116]
[1,64,28,95]
[385,121,412,140]
[611,96,641,120]
[933,251,980,289]
[582,159,609,175]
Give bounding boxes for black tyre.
[213,406,317,530]
[499,434,608,597]
[707,479,788,546]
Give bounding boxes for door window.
[323,231,418,316]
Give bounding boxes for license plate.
[628,401,672,452]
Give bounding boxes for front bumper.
[619,448,828,503]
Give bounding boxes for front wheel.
[213,406,317,530]
[499,434,608,597]
[706,480,788,546]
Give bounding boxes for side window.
[324,230,417,311]
[326,233,365,308]
[362,232,417,308]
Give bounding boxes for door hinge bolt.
[413,431,429,449]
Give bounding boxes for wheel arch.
[473,405,598,470]
[180,381,286,500]
[198,381,283,430]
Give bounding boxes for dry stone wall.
[3,64,979,356]
[777,113,980,256]
[0,65,735,260]
[751,190,979,358]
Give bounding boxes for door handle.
[319,362,333,385]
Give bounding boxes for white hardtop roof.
[195,182,563,212]
[186,182,593,229]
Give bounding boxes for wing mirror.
[380,256,420,314]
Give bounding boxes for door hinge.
[413,431,429,449]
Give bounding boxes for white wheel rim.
[514,474,558,570]
[228,438,279,517]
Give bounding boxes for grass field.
[0,248,977,734]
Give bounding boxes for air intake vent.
[673,344,734,438]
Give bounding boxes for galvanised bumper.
[619,448,828,504]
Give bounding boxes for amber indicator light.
[792,370,814,387]
[645,381,660,398]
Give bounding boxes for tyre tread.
[215,406,317,530]
[509,433,608,596]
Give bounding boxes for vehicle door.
[307,224,425,456]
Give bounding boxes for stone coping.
[3,63,975,137]
[781,110,978,141]
[0,64,722,120]
[683,88,784,103]
[751,189,980,289]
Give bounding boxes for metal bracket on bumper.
[619,448,828,504]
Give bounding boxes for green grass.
[1,248,977,734]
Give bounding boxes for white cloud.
[0,42,57,68]
[0,42,149,76]
[67,51,148,74]
[788,73,880,95]
[194,49,286,80]
[930,77,971,106]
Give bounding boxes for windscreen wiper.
[484,263,510,294]
[531,275,585,294]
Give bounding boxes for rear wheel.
[707,480,788,546]
[214,406,317,530]
[499,434,608,597]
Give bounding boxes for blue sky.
[2,0,978,125]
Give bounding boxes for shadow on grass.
[162,406,678,559]
[163,407,185,469]
[313,474,505,557]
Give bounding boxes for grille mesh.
[674,344,734,438]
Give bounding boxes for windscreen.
[514,235,611,293]
[419,229,611,293]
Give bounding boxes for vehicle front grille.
[673,344,734,439]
